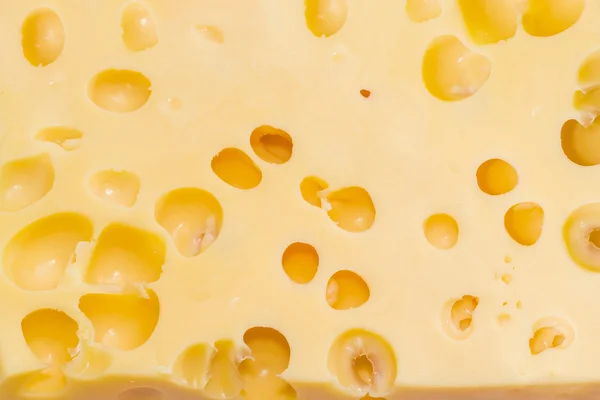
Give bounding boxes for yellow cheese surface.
[1,0,600,399]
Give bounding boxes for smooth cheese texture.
[1,0,600,399]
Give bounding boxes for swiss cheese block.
[0,0,599,399]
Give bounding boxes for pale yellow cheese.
[0,0,600,399]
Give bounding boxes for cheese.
[1,0,600,399]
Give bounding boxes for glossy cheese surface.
[1,0,600,399]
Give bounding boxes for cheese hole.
[476,158,518,195]
[305,0,348,38]
[243,327,290,375]
[451,295,479,332]
[88,69,152,113]
[85,223,166,286]
[563,203,600,272]
[21,8,64,66]
[194,25,224,44]
[326,270,370,310]
[360,89,371,98]
[238,373,297,400]
[64,343,112,378]
[423,213,459,250]
[578,49,600,91]
[497,313,512,325]
[3,213,93,291]
[21,309,79,366]
[173,344,212,389]
[79,290,160,351]
[0,153,55,212]
[529,317,574,355]
[561,119,600,166]
[121,2,159,52]
[21,369,66,396]
[35,126,83,151]
[300,176,329,208]
[422,35,491,102]
[405,0,441,23]
[118,388,164,400]
[328,329,397,397]
[326,186,376,232]
[504,202,544,246]
[204,340,245,399]
[522,0,584,38]
[458,0,517,45]
[89,169,141,207]
[211,148,262,189]
[250,125,293,164]
[155,188,223,257]
[282,242,319,284]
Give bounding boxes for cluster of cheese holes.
[405,0,441,23]
[476,158,518,196]
[88,169,141,208]
[282,242,319,284]
[121,2,159,52]
[0,153,55,212]
[423,213,459,250]
[563,203,600,272]
[505,202,544,246]
[529,317,574,355]
[326,270,370,310]
[304,0,348,38]
[21,7,65,67]
[328,329,397,397]
[443,295,479,340]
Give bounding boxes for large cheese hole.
[35,126,83,151]
[250,125,293,164]
[476,158,518,195]
[300,176,329,208]
[405,0,441,23]
[21,8,64,67]
[243,327,290,375]
[79,290,160,351]
[154,187,223,257]
[458,0,517,45]
[21,309,79,366]
[504,202,544,246]
[422,35,491,102]
[88,69,152,113]
[282,242,319,284]
[328,329,396,397]
[204,340,244,399]
[84,223,166,286]
[0,153,55,212]
[3,213,93,291]
[89,169,141,207]
[173,344,212,389]
[563,203,600,272]
[423,213,459,250]
[326,270,370,310]
[305,0,348,38]
[326,186,376,232]
[522,0,584,38]
[444,295,479,339]
[561,119,600,166]
[529,317,574,355]
[121,2,159,52]
[118,388,164,400]
[211,148,262,189]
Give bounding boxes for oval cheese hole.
[35,127,83,151]
[282,242,319,284]
[211,148,262,189]
[21,8,65,66]
[458,0,517,45]
[326,186,376,232]
[476,158,518,195]
[423,213,459,249]
[326,270,370,310]
[79,290,160,351]
[422,35,491,101]
[21,309,79,366]
[444,295,479,339]
[529,317,574,355]
[121,2,159,52]
[85,223,166,286]
[305,0,348,38]
[505,202,544,246]
[561,119,600,166]
[563,203,600,272]
[173,344,212,389]
[522,0,584,38]
[88,69,152,113]
[250,125,293,164]
[118,388,164,400]
[194,25,224,44]
[154,187,223,257]
[89,169,141,207]
[204,340,245,399]
[300,176,329,208]
[405,0,442,23]
[328,329,397,397]
[0,153,55,212]
[243,327,290,375]
[3,213,93,291]
[360,89,371,98]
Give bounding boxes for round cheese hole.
[154,187,223,257]
[305,0,348,38]
[21,309,79,366]
[250,125,293,164]
[282,242,319,284]
[529,317,574,355]
[476,158,518,195]
[561,119,600,166]
[21,7,64,66]
[85,223,166,286]
[211,148,262,189]
[458,0,517,45]
[423,213,458,249]
[326,270,370,310]
[243,327,291,375]
[35,126,83,151]
[118,388,164,400]
[121,2,159,52]
[3,213,93,291]
[504,202,544,246]
[563,203,600,272]
[300,176,329,208]
[522,0,584,38]
[88,69,152,113]
[89,169,141,207]
[79,290,160,351]
[326,186,376,232]
[0,153,55,212]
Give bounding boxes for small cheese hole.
[326,186,376,232]
[529,318,574,355]
[326,270,370,310]
[451,295,479,332]
[21,8,64,66]
[89,169,141,207]
[300,176,329,208]
[423,213,458,250]
[88,69,152,113]
[0,153,55,212]
[305,0,348,38]
[250,125,293,164]
[360,89,371,98]
[35,126,83,151]
[476,158,518,195]
[121,2,159,52]
[282,242,319,284]
[211,148,262,189]
[21,309,79,366]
